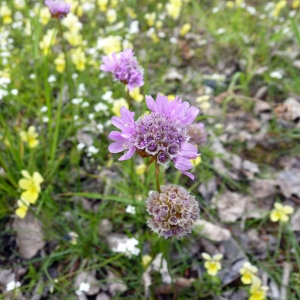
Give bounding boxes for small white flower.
[169,37,177,44]
[270,71,283,79]
[72,73,79,79]
[73,115,79,120]
[42,116,49,123]
[81,102,90,108]
[216,28,226,35]
[86,145,99,156]
[75,282,90,296]
[129,20,139,34]
[6,281,21,291]
[10,88,18,95]
[102,91,113,102]
[71,98,83,105]
[212,7,219,13]
[77,142,85,150]
[113,237,140,258]
[40,106,48,113]
[125,205,136,214]
[29,74,36,79]
[78,83,86,96]
[94,102,108,112]
[96,124,104,133]
[88,113,95,120]
[48,75,56,83]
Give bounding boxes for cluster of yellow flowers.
[270,202,294,223]
[202,252,223,276]
[19,126,39,148]
[226,0,244,9]
[239,262,268,300]
[0,2,13,25]
[16,170,44,219]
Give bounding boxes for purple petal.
[109,131,124,141]
[181,171,194,180]
[108,142,125,153]
[119,146,136,161]
[146,95,156,111]
[183,107,199,124]
[174,156,193,171]
[179,143,198,158]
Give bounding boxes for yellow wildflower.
[107,9,117,24]
[19,126,39,148]
[99,36,122,55]
[0,5,13,25]
[126,7,137,19]
[226,1,235,8]
[61,13,82,33]
[155,20,163,29]
[39,29,56,56]
[68,232,79,245]
[19,170,44,204]
[111,0,119,8]
[270,203,294,222]
[239,262,258,285]
[145,12,156,27]
[39,7,51,25]
[249,277,268,300]
[71,48,86,71]
[64,30,83,46]
[54,53,66,73]
[112,98,128,116]
[191,156,201,167]
[166,0,182,19]
[272,0,287,17]
[135,164,147,176]
[129,87,143,103]
[202,252,223,276]
[97,0,108,11]
[142,255,152,268]
[180,23,191,36]
[150,31,159,43]
[292,0,300,9]
[15,199,29,219]
[168,95,176,101]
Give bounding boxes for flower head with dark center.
[100,49,144,91]
[187,122,207,145]
[108,94,200,179]
[45,0,71,19]
[146,185,200,239]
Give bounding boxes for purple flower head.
[100,49,144,91]
[146,185,200,239]
[45,0,71,19]
[108,94,200,179]
[187,122,207,145]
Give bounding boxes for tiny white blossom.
[48,75,56,83]
[6,281,21,291]
[81,102,90,108]
[77,142,85,150]
[40,106,48,112]
[29,74,36,79]
[87,145,99,156]
[75,282,90,296]
[96,124,104,133]
[113,237,140,258]
[94,102,108,112]
[270,71,283,79]
[126,205,136,214]
[71,98,83,105]
[42,116,49,123]
[72,73,79,79]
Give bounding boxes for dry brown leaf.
[194,220,231,242]
[291,209,300,231]
[277,169,300,198]
[106,271,127,296]
[215,191,248,222]
[12,212,45,259]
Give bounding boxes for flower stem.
[155,163,161,193]
[275,221,283,258]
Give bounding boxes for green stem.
[275,222,283,258]
[155,163,161,192]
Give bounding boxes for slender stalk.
[275,222,283,258]
[155,163,161,193]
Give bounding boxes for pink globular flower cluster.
[108,94,200,179]
[100,49,144,91]
[146,185,200,239]
[45,0,71,19]
[187,122,207,145]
